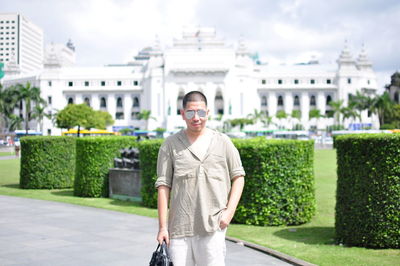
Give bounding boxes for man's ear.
[180,109,185,119]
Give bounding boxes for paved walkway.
[0,195,290,266]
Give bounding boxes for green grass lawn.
[0,151,15,157]
[0,150,399,265]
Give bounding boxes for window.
[261,79,266,85]
[310,79,315,84]
[133,80,139,86]
[133,97,140,107]
[347,78,351,84]
[48,96,52,105]
[294,95,300,106]
[277,95,284,106]
[84,97,90,106]
[261,96,267,106]
[68,81,73,87]
[117,81,122,86]
[84,81,89,86]
[116,97,123,108]
[48,81,52,87]
[294,79,299,84]
[100,97,107,108]
[101,81,106,86]
[278,79,283,85]
[68,97,74,104]
[131,112,139,120]
[326,95,332,105]
[327,79,331,84]
[310,95,316,106]
[116,112,124,120]
[367,80,370,85]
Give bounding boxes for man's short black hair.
[182,91,208,109]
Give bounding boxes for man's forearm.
[157,185,170,230]
[226,176,244,215]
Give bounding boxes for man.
[155,91,245,266]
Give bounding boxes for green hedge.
[20,136,76,189]
[74,136,137,197]
[335,133,400,248]
[233,138,315,225]
[138,139,164,208]
[138,137,316,225]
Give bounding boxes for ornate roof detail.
[356,44,372,69]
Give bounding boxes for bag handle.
[161,241,172,260]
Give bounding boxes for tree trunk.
[77,125,81,138]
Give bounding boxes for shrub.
[335,133,400,248]
[74,136,136,197]
[138,139,164,208]
[233,138,315,225]
[20,136,76,189]
[139,137,316,225]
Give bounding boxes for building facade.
[0,13,44,74]
[2,27,379,135]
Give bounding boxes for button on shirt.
[155,129,245,238]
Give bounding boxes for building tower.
[0,13,44,75]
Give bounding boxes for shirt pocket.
[174,151,196,178]
[205,153,227,181]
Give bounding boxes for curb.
[225,236,317,266]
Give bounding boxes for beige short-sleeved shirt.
[155,129,245,238]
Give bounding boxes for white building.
[0,13,44,74]
[2,26,379,135]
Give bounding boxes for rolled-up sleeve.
[225,138,245,179]
[155,142,173,188]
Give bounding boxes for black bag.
[149,241,174,266]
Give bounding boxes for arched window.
[215,90,224,115]
[294,95,300,106]
[277,95,284,106]
[261,96,267,106]
[133,97,140,107]
[100,97,107,108]
[84,97,90,107]
[310,95,316,106]
[177,91,184,115]
[68,97,74,104]
[326,95,332,105]
[395,91,399,103]
[116,97,123,108]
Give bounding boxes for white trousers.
[169,229,227,266]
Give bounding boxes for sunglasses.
[184,109,207,119]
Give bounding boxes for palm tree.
[137,109,157,130]
[16,82,46,135]
[309,109,324,130]
[31,104,51,133]
[372,92,395,126]
[329,100,345,126]
[0,84,21,133]
[290,110,301,129]
[247,109,264,125]
[275,110,287,129]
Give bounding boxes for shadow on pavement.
[273,226,335,245]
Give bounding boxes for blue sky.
[1,0,399,89]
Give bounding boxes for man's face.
[181,101,209,133]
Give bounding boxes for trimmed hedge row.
[233,138,315,225]
[20,136,76,189]
[138,139,164,208]
[335,133,400,248]
[138,137,316,225]
[74,136,137,197]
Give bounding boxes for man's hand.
[219,176,245,230]
[219,209,234,230]
[157,228,170,245]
